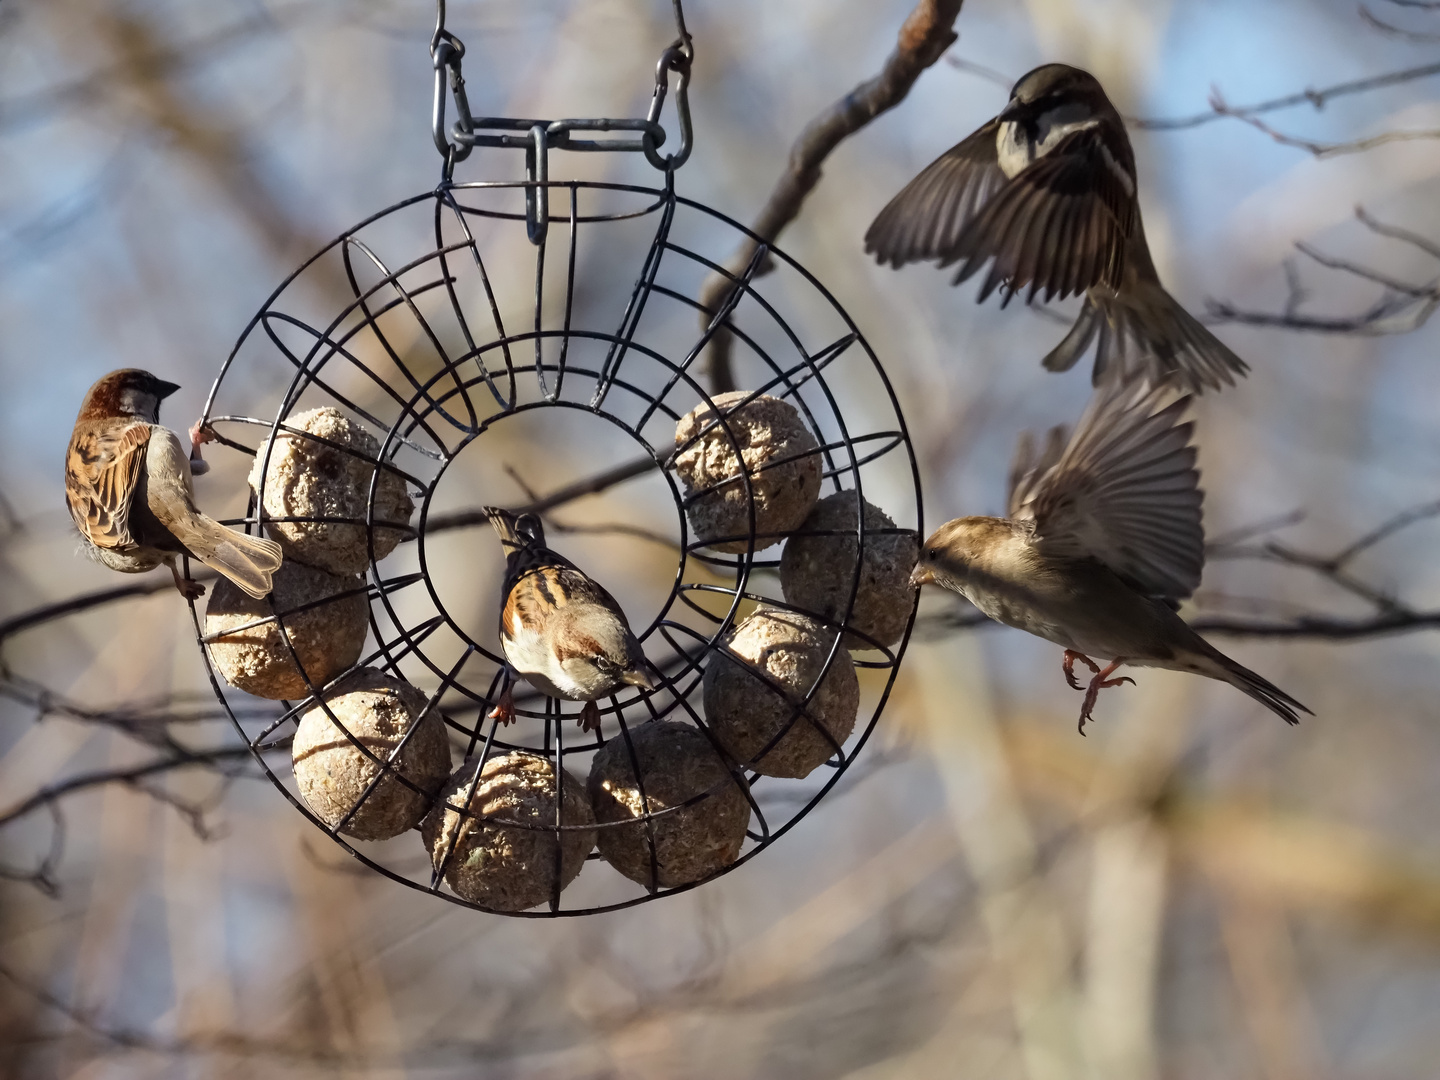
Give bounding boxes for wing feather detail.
[950,125,1136,302]
[865,121,1007,268]
[66,421,152,549]
[1011,381,1203,602]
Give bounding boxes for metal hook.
[643,42,693,171]
[525,124,550,245]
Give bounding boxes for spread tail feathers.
[1087,282,1249,394]
[1045,287,1249,393]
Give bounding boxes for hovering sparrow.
[485,507,654,733]
[909,379,1308,732]
[66,369,283,600]
[865,63,1247,394]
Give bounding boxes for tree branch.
[1208,206,1440,334]
[1133,60,1440,132]
[698,0,965,394]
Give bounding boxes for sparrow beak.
[909,564,935,589]
[997,98,1026,123]
[152,378,181,400]
[621,666,656,691]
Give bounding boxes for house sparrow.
[865,64,1247,394]
[66,369,283,600]
[909,379,1309,732]
[485,507,654,732]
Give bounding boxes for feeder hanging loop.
[643,41,694,172]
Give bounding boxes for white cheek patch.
[996,120,1032,179]
[1098,144,1136,196]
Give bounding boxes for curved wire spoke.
[197,181,919,915]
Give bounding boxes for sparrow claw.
[487,684,516,726]
[1062,650,1100,691]
[188,421,214,475]
[170,565,205,601]
[579,700,602,734]
[1075,659,1132,736]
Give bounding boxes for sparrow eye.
[927,548,938,561]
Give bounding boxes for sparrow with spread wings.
[66,369,283,600]
[910,380,1308,732]
[486,507,655,733]
[866,64,1247,395]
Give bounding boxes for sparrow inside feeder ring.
[189,0,923,916]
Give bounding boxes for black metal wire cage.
[189,173,922,916]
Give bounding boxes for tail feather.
[1090,280,1249,394]
[1190,642,1311,726]
[142,427,282,598]
[177,516,283,598]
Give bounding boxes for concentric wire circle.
[192,178,923,915]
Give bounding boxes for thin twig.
[699,0,965,393]
[1207,91,1440,157]
[1208,206,1440,334]
[0,747,254,831]
[1132,60,1440,131]
[1360,5,1440,42]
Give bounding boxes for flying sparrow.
[909,379,1309,732]
[66,369,283,600]
[865,63,1247,394]
[485,507,654,733]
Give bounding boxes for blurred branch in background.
[699,0,964,393]
[1209,206,1440,334]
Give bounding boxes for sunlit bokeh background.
[5,1,1440,1076]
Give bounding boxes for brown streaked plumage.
[66,369,283,600]
[486,507,653,733]
[865,63,1248,394]
[910,378,1309,732]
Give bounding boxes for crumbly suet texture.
[588,721,750,888]
[673,392,821,554]
[250,407,414,575]
[422,753,595,911]
[779,490,918,650]
[207,560,368,699]
[703,608,859,778]
[292,668,452,841]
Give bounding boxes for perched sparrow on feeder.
[65,369,283,600]
[865,64,1247,394]
[909,379,1308,732]
[485,507,654,733]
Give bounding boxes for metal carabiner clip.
[643,40,693,171]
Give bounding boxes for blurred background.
[5,0,1440,1076]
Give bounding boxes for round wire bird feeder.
[191,1,923,915]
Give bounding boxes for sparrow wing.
[1015,381,1203,603]
[948,124,1137,303]
[66,420,153,549]
[1006,423,1068,519]
[864,120,1007,269]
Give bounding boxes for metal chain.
[430,0,693,182]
